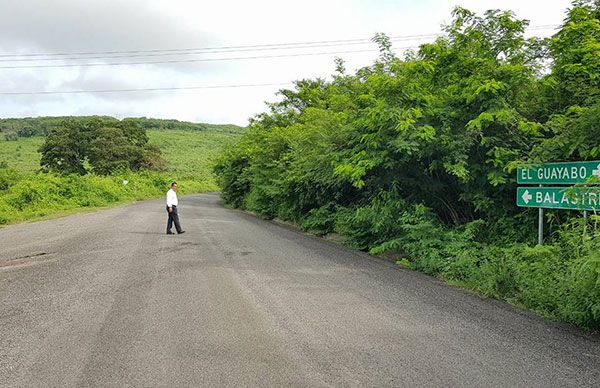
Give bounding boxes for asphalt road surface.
[1,194,599,387]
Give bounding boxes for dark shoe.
[178,231,186,235]
[167,231,174,235]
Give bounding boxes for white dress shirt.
[166,188,178,207]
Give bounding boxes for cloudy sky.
[0,0,573,125]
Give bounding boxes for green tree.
[548,0,600,110]
[87,126,133,175]
[39,118,106,175]
[39,118,165,175]
[533,0,600,160]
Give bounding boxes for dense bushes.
[215,1,600,329]
[291,190,600,328]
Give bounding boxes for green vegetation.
[147,129,239,191]
[129,117,244,134]
[40,117,165,175]
[0,119,242,225]
[0,136,44,172]
[215,1,600,329]
[1,116,243,139]
[0,169,184,224]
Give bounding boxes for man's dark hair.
[171,182,177,187]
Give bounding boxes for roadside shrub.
[335,190,413,250]
[0,200,11,224]
[244,185,278,219]
[0,168,20,191]
[300,203,338,235]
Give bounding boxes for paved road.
[0,194,598,387]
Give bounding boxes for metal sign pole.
[538,184,543,245]
[538,208,544,245]
[583,210,588,239]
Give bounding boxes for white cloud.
[0,0,574,125]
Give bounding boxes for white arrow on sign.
[522,189,532,204]
[593,163,600,178]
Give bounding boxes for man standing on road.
[166,182,185,235]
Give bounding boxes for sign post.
[518,161,600,185]
[517,161,600,245]
[538,185,544,246]
[538,206,544,245]
[516,186,600,210]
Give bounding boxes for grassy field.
[0,136,44,172]
[0,129,238,178]
[0,129,240,225]
[148,129,238,190]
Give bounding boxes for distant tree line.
[1,116,244,140]
[129,117,244,134]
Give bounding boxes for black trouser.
[166,205,183,233]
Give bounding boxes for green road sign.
[517,186,600,211]
[517,161,600,184]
